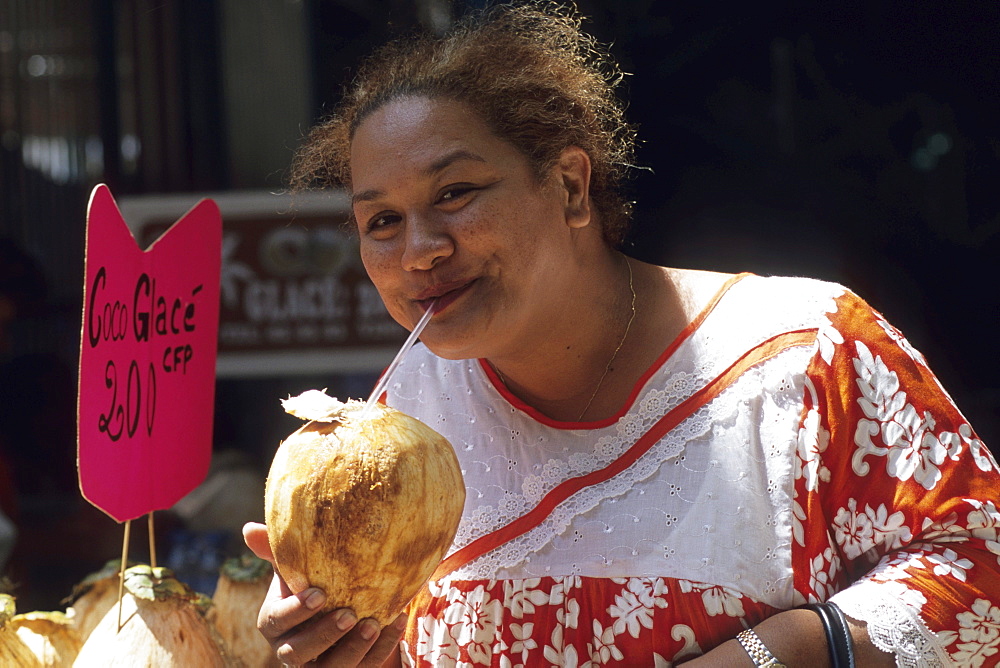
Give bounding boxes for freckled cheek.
[359,245,400,299]
[361,260,408,327]
[453,208,511,254]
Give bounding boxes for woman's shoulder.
[660,266,735,308]
[658,266,854,319]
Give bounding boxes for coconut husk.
[208,555,279,668]
[9,610,82,667]
[0,593,42,667]
[64,559,132,642]
[73,565,231,667]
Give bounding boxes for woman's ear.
[556,146,592,229]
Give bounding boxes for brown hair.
[290,1,637,247]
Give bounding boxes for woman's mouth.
[416,280,475,314]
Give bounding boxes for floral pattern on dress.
[965,499,1000,567]
[873,310,927,367]
[832,497,912,561]
[406,576,775,666]
[949,598,1000,667]
[852,340,964,490]
[677,579,746,617]
[608,577,669,636]
[816,300,845,366]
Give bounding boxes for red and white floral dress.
[384,273,1000,667]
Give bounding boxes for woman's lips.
[416,280,475,314]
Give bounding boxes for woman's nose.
[401,215,454,271]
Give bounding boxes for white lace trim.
[831,585,954,667]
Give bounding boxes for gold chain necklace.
[576,256,636,421]
[492,255,637,421]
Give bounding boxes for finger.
[258,581,328,642]
[263,568,293,603]
[311,617,383,668]
[243,522,274,561]
[275,607,361,666]
[357,613,408,667]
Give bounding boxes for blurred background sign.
[119,190,405,378]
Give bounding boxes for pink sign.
[78,184,222,523]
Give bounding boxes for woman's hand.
[242,522,407,667]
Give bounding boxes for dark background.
[1,0,997,611]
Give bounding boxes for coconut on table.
[63,556,274,667]
[72,565,230,667]
[2,592,85,667]
[1,594,44,667]
[64,559,133,643]
[8,610,82,667]
[208,554,279,668]
[265,390,466,626]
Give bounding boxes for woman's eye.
[364,213,400,234]
[439,186,474,203]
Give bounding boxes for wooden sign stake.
[148,512,157,569]
[116,519,131,633]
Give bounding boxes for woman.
[243,3,1000,666]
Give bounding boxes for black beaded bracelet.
[801,602,855,668]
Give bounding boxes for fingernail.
[395,614,408,631]
[335,609,357,631]
[360,619,380,640]
[304,588,326,610]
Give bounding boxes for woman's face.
[350,95,588,361]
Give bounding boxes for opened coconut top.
[281,390,374,424]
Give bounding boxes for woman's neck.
[485,252,687,423]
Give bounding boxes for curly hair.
[291,2,638,247]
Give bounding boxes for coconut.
[1,594,42,667]
[10,610,82,667]
[72,565,229,667]
[264,390,465,626]
[207,555,278,668]
[65,559,132,642]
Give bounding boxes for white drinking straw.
[362,300,437,417]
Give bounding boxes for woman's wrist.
[737,627,788,666]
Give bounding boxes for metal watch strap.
[737,628,788,668]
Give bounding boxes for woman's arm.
[680,607,893,666]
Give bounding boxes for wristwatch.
[737,629,787,668]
